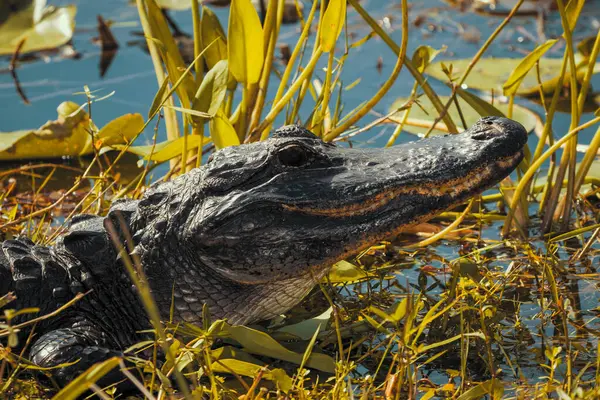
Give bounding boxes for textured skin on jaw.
[0,117,527,387]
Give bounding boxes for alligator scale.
[0,117,527,386]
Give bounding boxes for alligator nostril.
[472,131,494,140]
[484,120,494,125]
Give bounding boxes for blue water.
[2,0,599,153]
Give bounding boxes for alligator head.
[130,116,527,325]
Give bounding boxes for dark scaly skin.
[0,117,527,387]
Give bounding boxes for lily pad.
[425,57,600,96]
[0,0,76,55]
[388,95,540,136]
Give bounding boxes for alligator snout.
[468,116,527,158]
[471,116,527,141]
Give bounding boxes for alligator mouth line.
[283,152,522,218]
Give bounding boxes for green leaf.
[0,0,76,55]
[228,0,264,84]
[503,39,558,96]
[191,60,229,122]
[201,6,228,70]
[209,110,240,150]
[52,357,121,400]
[388,95,540,136]
[320,0,347,53]
[211,321,336,373]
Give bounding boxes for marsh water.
[2,0,600,395]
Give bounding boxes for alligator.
[0,117,527,388]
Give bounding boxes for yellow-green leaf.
[412,45,445,73]
[0,101,93,161]
[320,0,346,52]
[191,60,229,122]
[209,110,240,150]
[201,6,228,70]
[95,113,144,148]
[0,1,76,55]
[211,321,336,373]
[327,260,376,284]
[228,0,264,84]
[111,135,210,163]
[52,357,120,400]
[503,39,558,96]
[210,359,292,393]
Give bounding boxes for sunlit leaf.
[110,135,210,163]
[276,308,332,340]
[320,0,346,52]
[388,95,540,136]
[209,110,240,149]
[565,0,584,32]
[327,260,376,284]
[52,357,120,400]
[191,60,229,122]
[0,0,76,55]
[211,321,336,373]
[145,0,195,103]
[503,39,558,96]
[0,101,93,161]
[412,45,445,73]
[201,6,228,70]
[94,113,144,149]
[210,359,292,393]
[228,0,264,84]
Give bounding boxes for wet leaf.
[228,0,264,84]
[388,95,540,136]
[328,260,376,283]
[211,321,336,373]
[320,0,346,52]
[191,60,229,122]
[209,110,240,149]
[201,6,228,70]
[0,101,93,161]
[503,39,558,96]
[0,0,76,55]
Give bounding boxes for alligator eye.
[278,145,309,167]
